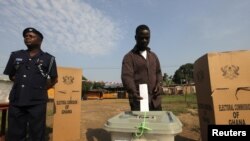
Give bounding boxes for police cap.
[23,27,43,40]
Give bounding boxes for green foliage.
[162,73,173,86]
[82,81,93,92]
[161,94,197,115]
[172,63,194,84]
[162,93,197,103]
[82,76,88,80]
[92,81,105,89]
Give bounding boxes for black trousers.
[7,103,47,141]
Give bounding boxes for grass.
[161,93,198,115]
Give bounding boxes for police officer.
[3,27,58,141]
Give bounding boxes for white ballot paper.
[139,84,149,112]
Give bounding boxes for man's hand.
[133,94,143,101]
[153,84,163,97]
[46,77,58,90]
[9,75,15,81]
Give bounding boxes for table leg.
[0,109,7,141]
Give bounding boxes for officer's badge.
[63,76,74,85]
[16,58,23,61]
[14,58,23,70]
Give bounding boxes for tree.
[81,76,92,99]
[172,63,194,84]
[163,73,168,82]
[92,81,105,89]
[82,76,88,81]
[162,73,173,86]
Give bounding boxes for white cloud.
[0,0,122,55]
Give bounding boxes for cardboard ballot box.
[194,50,250,141]
[104,111,182,141]
[52,67,82,141]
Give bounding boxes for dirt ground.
[47,99,201,141]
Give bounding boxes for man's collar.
[25,49,44,57]
[132,45,151,53]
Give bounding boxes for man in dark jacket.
[3,27,58,141]
[121,24,163,111]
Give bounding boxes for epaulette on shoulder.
[11,49,25,54]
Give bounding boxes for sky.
[0,0,249,82]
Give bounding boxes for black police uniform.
[3,49,58,141]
